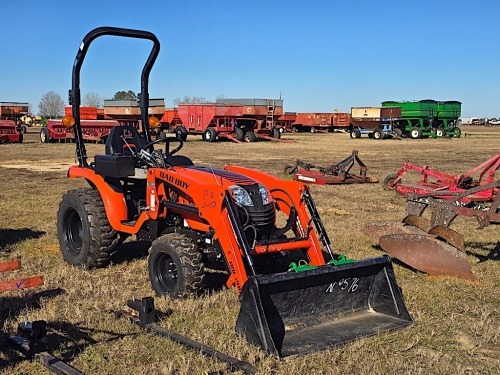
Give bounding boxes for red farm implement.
[383,153,500,203]
[364,180,500,282]
[40,119,120,143]
[291,112,351,133]
[0,259,44,293]
[0,120,23,143]
[176,103,285,143]
[284,150,379,185]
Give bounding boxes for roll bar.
[68,27,160,167]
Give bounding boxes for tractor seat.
[105,125,148,156]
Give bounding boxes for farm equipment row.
[284,150,379,185]
[349,100,462,140]
[40,119,120,143]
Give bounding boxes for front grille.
[245,202,275,238]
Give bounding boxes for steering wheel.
[138,136,184,168]
[143,135,184,156]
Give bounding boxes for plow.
[383,153,500,198]
[284,150,379,185]
[364,179,500,281]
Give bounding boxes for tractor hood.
[188,166,258,187]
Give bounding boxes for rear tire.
[393,128,403,137]
[148,233,204,298]
[57,188,119,268]
[203,127,217,142]
[234,127,244,141]
[244,131,257,142]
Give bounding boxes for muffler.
[235,255,412,358]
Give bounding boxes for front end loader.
[57,27,412,358]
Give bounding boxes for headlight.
[230,185,253,207]
[258,184,273,205]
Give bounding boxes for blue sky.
[1,1,498,117]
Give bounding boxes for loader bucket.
[235,255,412,358]
[379,233,476,281]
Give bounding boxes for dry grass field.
[0,127,499,374]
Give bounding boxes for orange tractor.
[57,27,412,358]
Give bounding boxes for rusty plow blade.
[378,233,476,281]
[235,256,412,358]
[362,220,429,244]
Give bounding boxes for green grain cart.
[382,100,461,139]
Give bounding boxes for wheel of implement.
[383,173,399,191]
[234,127,244,141]
[203,127,218,142]
[148,233,205,298]
[244,131,257,142]
[40,128,50,143]
[393,127,403,137]
[373,128,383,140]
[57,188,119,268]
[454,127,462,138]
[175,126,188,141]
[410,127,422,139]
[350,129,361,139]
[18,132,23,143]
[436,127,446,137]
[272,128,281,139]
[284,165,298,175]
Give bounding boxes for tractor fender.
[68,166,128,230]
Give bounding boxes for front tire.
[373,128,383,140]
[57,188,119,268]
[350,129,361,139]
[148,233,204,298]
